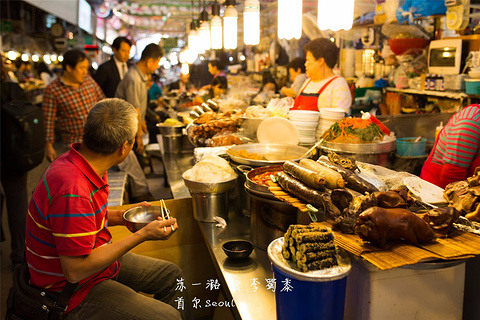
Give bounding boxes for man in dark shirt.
[94,36,132,97]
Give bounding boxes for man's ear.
[120,141,130,156]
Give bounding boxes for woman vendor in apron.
[291,38,352,113]
[420,104,480,189]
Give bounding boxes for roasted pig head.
[355,207,436,248]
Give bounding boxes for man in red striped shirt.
[421,104,480,188]
[26,98,187,319]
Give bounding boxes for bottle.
[429,74,436,91]
[425,74,430,90]
[435,121,443,140]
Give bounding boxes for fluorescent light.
[243,0,259,45]
[317,0,354,31]
[223,3,238,50]
[278,0,302,40]
[210,15,222,49]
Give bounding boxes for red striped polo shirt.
[431,105,480,169]
[25,143,119,312]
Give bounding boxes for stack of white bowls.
[288,110,320,145]
[318,108,346,136]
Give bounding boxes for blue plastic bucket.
[268,238,351,320]
[396,137,427,157]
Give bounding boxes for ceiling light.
[243,0,260,45]
[278,0,302,40]
[223,0,238,50]
[199,4,211,52]
[210,0,222,49]
[317,0,354,31]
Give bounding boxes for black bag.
[1,100,45,173]
[5,262,76,320]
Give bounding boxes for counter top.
[160,150,276,319]
[199,212,276,320]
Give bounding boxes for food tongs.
[160,199,175,231]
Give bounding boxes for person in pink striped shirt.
[421,104,480,188]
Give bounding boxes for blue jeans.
[65,252,192,320]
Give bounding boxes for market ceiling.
[102,0,319,39]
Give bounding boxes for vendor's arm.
[59,217,178,283]
[281,86,296,98]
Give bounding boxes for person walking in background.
[42,49,105,162]
[421,104,480,188]
[94,36,132,98]
[116,43,164,156]
[25,98,190,320]
[281,57,307,98]
[115,43,164,202]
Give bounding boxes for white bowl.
[469,71,480,78]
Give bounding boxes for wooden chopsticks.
[160,199,174,231]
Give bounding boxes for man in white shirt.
[94,36,132,98]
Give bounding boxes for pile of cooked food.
[271,153,464,248]
[182,155,237,183]
[282,224,338,272]
[321,117,385,143]
[444,167,480,221]
[187,110,244,147]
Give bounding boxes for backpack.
[1,100,45,173]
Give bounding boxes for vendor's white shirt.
[299,76,352,140]
[299,76,352,113]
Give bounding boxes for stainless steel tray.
[227,143,311,166]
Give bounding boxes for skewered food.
[420,207,460,237]
[283,160,326,190]
[327,152,358,171]
[299,159,345,189]
[355,207,436,247]
[282,224,338,272]
[316,158,378,194]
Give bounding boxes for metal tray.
[227,143,311,166]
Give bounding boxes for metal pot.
[236,164,283,197]
[247,188,314,250]
[320,139,397,168]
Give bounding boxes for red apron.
[291,77,338,111]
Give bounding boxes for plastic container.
[465,78,480,95]
[268,238,351,320]
[396,137,427,157]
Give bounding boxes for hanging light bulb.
[21,52,30,61]
[188,19,200,55]
[7,50,18,61]
[32,53,40,62]
[210,0,222,49]
[317,0,354,31]
[199,2,211,52]
[278,0,302,40]
[223,0,238,50]
[181,63,190,75]
[243,0,260,45]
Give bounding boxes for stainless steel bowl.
[123,206,163,233]
[227,143,311,166]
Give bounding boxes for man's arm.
[59,217,178,283]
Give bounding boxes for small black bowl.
[222,240,254,260]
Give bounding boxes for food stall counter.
[159,149,276,319]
